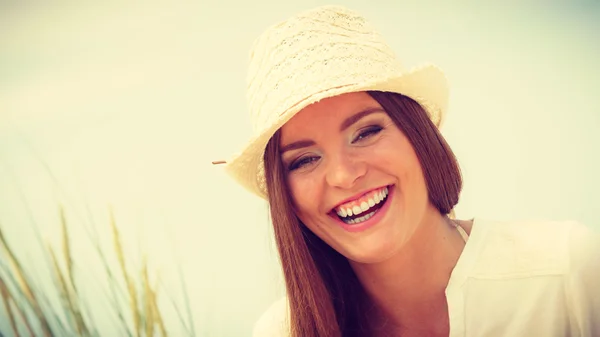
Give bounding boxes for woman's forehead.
[281,92,381,134]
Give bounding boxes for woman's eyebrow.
[280,107,385,155]
[339,107,386,132]
[280,139,315,155]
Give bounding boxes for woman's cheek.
[288,176,310,205]
[296,176,322,213]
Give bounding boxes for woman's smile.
[328,184,394,232]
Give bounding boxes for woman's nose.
[325,152,367,189]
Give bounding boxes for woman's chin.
[340,238,405,265]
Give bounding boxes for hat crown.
[246,5,404,135]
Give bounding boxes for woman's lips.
[332,186,389,218]
[329,185,394,233]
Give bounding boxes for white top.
[253,218,600,336]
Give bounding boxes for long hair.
[263,91,462,336]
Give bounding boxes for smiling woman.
[214,5,600,337]
[274,92,461,263]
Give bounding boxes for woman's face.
[280,92,436,264]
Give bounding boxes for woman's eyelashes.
[352,125,383,144]
[289,155,320,171]
[287,125,384,172]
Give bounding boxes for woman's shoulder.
[563,220,600,283]
[253,296,289,337]
[470,218,599,277]
[564,220,600,334]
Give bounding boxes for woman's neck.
[349,210,467,333]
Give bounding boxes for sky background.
[1,1,599,336]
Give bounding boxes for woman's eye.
[289,156,320,171]
[353,125,383,143]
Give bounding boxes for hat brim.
[224,64,449,199]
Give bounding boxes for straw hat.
[215,5,449,199]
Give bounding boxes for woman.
[214,5,600,337]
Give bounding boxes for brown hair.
[263,91,462,336]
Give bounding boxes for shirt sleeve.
[253,296,289,337]
[567,221,600,337]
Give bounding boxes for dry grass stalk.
[68,286,89,336]
[48,247,75,328]
[146,270,168,337]
[0,226,52,337]
[59,205,77,294]
[150,285,168,337]
[87,235,132,337]
[110,207,141,337]
[0,276,20,337]
[142,258,155,337]
[127,279,141,337]
[48,244,89,336]
[0,275,35,337]
[57,206,90,336]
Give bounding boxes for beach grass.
[0,205,193,337]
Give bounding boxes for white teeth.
[335,186,391,219]
[342,210,376,224]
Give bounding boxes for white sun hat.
[215,5,449,199]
